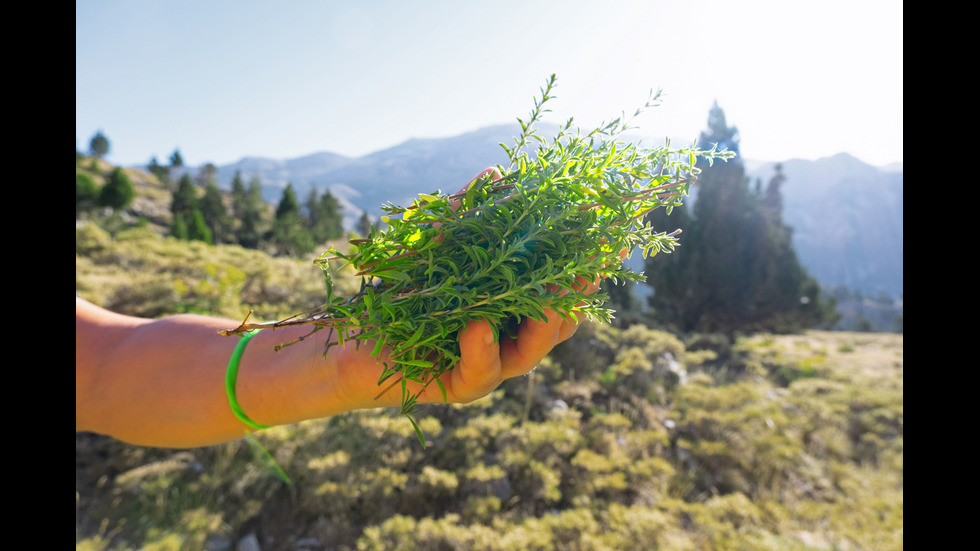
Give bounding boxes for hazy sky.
[76,0,903,168]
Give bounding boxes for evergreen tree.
[645,104,834,334]
[233,175,266,249]
[230,170,249,244]
[307,187,344,242]
[305,187,320,234]
[275,183,300,220]
[171,174,198,224]
[230,170,247,213]
[200,182,231,244]
[98,167,135,211]
[642,194,695,327]
[187,208,213,244]
[167,149,185,191]
[170,173,211,243]
[271,184,314,256]
[762,164,785,217]
[89,131,110,159]
[321,191,344,240]
[197,163,218,187]
[355,211,373,237]
[171,213,189,240]
[76,172,99,217]
[147,156,170,184]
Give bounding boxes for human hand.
[436,166,595,400]
[331,167,607,408]
[437,277,598,403]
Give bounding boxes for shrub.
[99,167,135,211]
[76,171,100,216]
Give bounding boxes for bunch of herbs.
[228,75,733,442]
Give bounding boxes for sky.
[76,0,903,169]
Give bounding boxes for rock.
[205,535,232,551]
[237,533,261,551]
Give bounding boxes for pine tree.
[355,211,373,237]
[230,170,250,245]
[748,165,837,330]
[89,131,110,159]
[762,164,785,217]
[275,183,300,220]
[271,183,314,256]
[307,188,344,243]
[187,209,213,244]
[200,182,231,244]
[171,174,198,223]
[645,104,834,334]
[167,150,185,191]
[98,167,135,211]
[170,173,211,243]
[643,195,694,326]
[170,149,184,168]
[171,213,189,240]
[233,175,266,249]
[147,156,170,184]
[230,170,247,213]
[322,191,344,240]
[197,163,217,187]
[305,187,321,238]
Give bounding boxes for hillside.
[77,156,173,234]
[75,157,355,320]
[77,157,902,551]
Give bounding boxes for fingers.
[574,275,601,295]
[449,319,504,403]
[499,309,568,379]
[447,272,604,403]
[450,311,574,403]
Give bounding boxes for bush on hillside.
[99,167,136,212]
[76,172,100,217]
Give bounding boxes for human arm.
[76,282,591,448]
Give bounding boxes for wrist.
[231,326,352,427]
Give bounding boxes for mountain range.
[205,125,903,298]
[745,154,903,300]
[212,124,529,232]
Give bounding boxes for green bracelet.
[226,328,272,430]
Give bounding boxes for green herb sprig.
[229,75,733,444]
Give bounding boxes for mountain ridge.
[745,153,903,298]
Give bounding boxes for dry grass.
[745,330,903,388]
